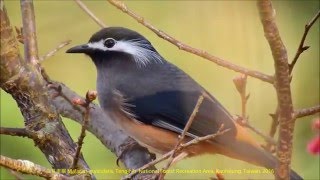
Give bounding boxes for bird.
[66,27,302,180]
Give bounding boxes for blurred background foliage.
[1,0,319,179]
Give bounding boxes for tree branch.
[0,155,77,180]
[1,2,92,176]
[258,1,295,179]
[107,0,274,84]
[74,0,106,28]
[0,127,32,139]
[20,0,39,65]
[180,126,229,148]
[295,105,320,119]
[72,91,97,169]
[266,10,319,154]
[39,40,71,61]
[289,11,320,74]
[7,169,25,180]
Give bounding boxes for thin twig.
[233,75,277,145]
[74,0,106,28]
[158,95,204,179]
[71,90,97,169]
[71,107,89,169]
[39,40,71,61]
[245,123,276,145]
[180,125,229,148]
[0,155,68,179]
[123,125,229,180]
[268,113,278,138]
[48,83,83,113]
[233,74,248,119]
[107,0,274,84]
[7,169,25,180]
[289,11,320,74]
[20,0,39,65]
[295,105,320,119]
[258,1,295,179]
[0,127,32,139]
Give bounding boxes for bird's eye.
[104,38,116,48]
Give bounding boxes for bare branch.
[20,0,39,65]
[107,0,274,84]
[267,10,319,154]
[74,0,106,28]
[245,123,277,145]
[159,95,204,179]
[72,91,97,169]
[295,105,320,119]
[179,95,204,139]
[180,125,230,148]
[7,169,25,180]
[0,127,32,139]
[0,155,71,179]
[258,1,295,179]
[289,11,320,74]
[39,40,71,61]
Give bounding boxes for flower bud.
[233,74,247,93]
[86,90,97,102]
[72,98,86,106]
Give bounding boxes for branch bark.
[20,0,38,65]
[257,1,295,179]
[295,105,320,119]
[0,155,79,180]
[0,127,31,138]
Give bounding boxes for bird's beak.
[66,44,91,54]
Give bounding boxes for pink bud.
[307,136,320,155]
[72,98,85,105]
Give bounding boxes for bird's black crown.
[89,27,149,43]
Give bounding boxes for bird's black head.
[66,27,163,67]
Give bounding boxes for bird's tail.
[214,124,303,180]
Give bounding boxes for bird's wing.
[126,88,237,139]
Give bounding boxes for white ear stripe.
[87,39,163,67]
